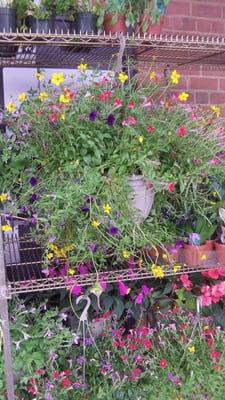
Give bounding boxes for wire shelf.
[0,32,225,68]
[1,232,224,296]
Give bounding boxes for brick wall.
[160,0,225,113]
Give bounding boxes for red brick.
[182,17,196,32]
[211,20,225,34]
[196,19,212,33]
[219,79,225,90]
[192,4,222,18]
[167,1,191,16]
[190,77,218,90]
[210,92,225,104]
[195,92,209,104]
[166,16,184,31]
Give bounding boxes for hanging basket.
[128,175,155,223]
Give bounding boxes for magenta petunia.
[118,281,130,296]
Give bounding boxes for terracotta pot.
[128,175,155,223]
[184,243,211,267]
[205,240,215,251]
[138,15,164,35]
[161,245,180,265]
[103,13,127,35]
[215,241,225,266]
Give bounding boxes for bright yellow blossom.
[103,204,111,214]
[173,265,182,273]
[188,346,195,353]
[149,71,156,81]
[39,92,48,102]
[6,102,16,113]
[47,252,54,260]
[1,224,12,232]
[118,72,128,84]
[59,93,70,104]
[201,254,207,261]
[138,135,144,144]
[170,69,180,85]
[51,72,65,86]
[122,250,130,259]
[162,253,168,260]
[68,268,75,275]
[18,92,26,102]
[36,71,45,81]
[151,264,165,279]
[91,219,100,228]
[211,105,221,117]
[178,92,189,102]
[60,113,65,120]
[0,193,7,202]
[78,63,87,73]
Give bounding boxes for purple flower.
[30,193,39,203]
[73,382,81,389]
[118,281,130,296]
[29,214,37,225]
[80,204,89,213]
[189,232,201,246]
[60,264,68,277]
[101,361,113,375]
[142,285,151,296]
[89,111,97,121]
[48,235,56,243]
[20,205,29,214]
[106,114,115,127]
[127,257,135,269]
[135,292,144,305]
[108,226,118,236]
[76,356,86,365]
[48,268,57,278]
[100,281,107,291]
[175,239,185,249]
[88,243,98,253]
[29,176,38,186]
[84,337,93,346]
[85,195,94,203]
[71,285,82,296]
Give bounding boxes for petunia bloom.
[118,281,130,296]
[106,114,115,127]
[29,176,37,186]
[177,126,187,137]
[89,111,97,121]
[108,226,118,236]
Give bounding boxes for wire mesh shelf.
[0,32,225,68]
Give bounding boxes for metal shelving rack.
[1,32,225,400]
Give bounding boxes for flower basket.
[183,242,216,267]
[128,175,155,223]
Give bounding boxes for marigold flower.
[68,268,75,275]
[59,93,70,104]
[178,92,189,102]
[18,92,26,102]
[1,224,12,232]
[149,71,156,81]
[170,69,180,85]
[103,204,111,214]
[47,252,54,260]
[151,264,165,279]
[91,219,100,228]
[78,63,87,72]
[0,193,7,202]
[188,345,195,353]
[211,105,220,117]
[122,250,130,259]
[51,72,65,86]
[6,102,16,113]
[173,265,182,273]
[36,71,45,81]
[118,72,128,84]
[39,92,48,102]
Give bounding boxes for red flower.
[114,98,122,108]
[142,339,153,349]
[135,337,142,345]
[180,274,193,291]
[177,126,187,137]
[146,125,155,134]
[167,182,176,193]
[53,371,60,380]
[61,378,72,389]
[129,343,138,351]
[131,367,141,382]
[127,101,135,109]
[146,180,154,189]
[36,369,45,376]
[122,115,137,126]
[62,369,71,377]
[49,112,58,123]
[210,351,221,362]
[159,359,167,368]
[207,338,214,348]
[99,91,112,102]
[27,378,38,396]
[139,326,149,336]
[135,355,142,365]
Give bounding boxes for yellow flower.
[60,113,65,120]
[39,92,48,102]
[59,93,70,104]
[48,244,58,252]
[203,325,209,331]
[168,131,172,136]
[51,72,65,86]
[188,346,195,353]
[178,92,189,102]
[36,71,45,81]
[173,265,182,273]
[151,264,165,279]
[0,193,7,202]
[149,71,156,81]
[68,268,75,275]
[201,254,207,261]
[123,250,130,259]
[170,69,180,85]
[138,135,144,144]
[211,105,220,117]
[6,102,16,113]
[1,224,12,232]
[47,252,54,260]
[91,219,100,228]
[162,253,168,260]
[103,204,111,214]
[18,92,26,102]
[78,63,87,73]
[118,72,128,84]
[212,191,218,198]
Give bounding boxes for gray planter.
[128,175,155,223]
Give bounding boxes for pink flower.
[127,101,135,109]
[135,292,144,304]
[159,359,167,368]
[99,91,112,102]
[210,157,221,166]
[61,378,72,389]
[146,180,154,189]
[71,285,82,296]
[131,368,141,382]
[142,285,151,296]
[202,269,220,280]
[201,285,213,306]
[100,281,107,291]
[122,115,137,126]
[177,126,187,137]
[146,125,155,134]
[142,339,153,349]
[210,351,221,362]
[180,274,193,291]
[49,112,58,123]
[167,182,176,193]
[114,98,122,108]
[135,355,142,365]
[118,281,130,296]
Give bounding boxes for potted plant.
[215,208,225,265]
[43,0,75,33]
[137,0,171,35]
[0,0,16,32]
[25,0,51,33]
[74,0,97,34]
[97,0,128,35]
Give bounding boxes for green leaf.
[114,297,124,319]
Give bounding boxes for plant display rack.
[1,32,225,400]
